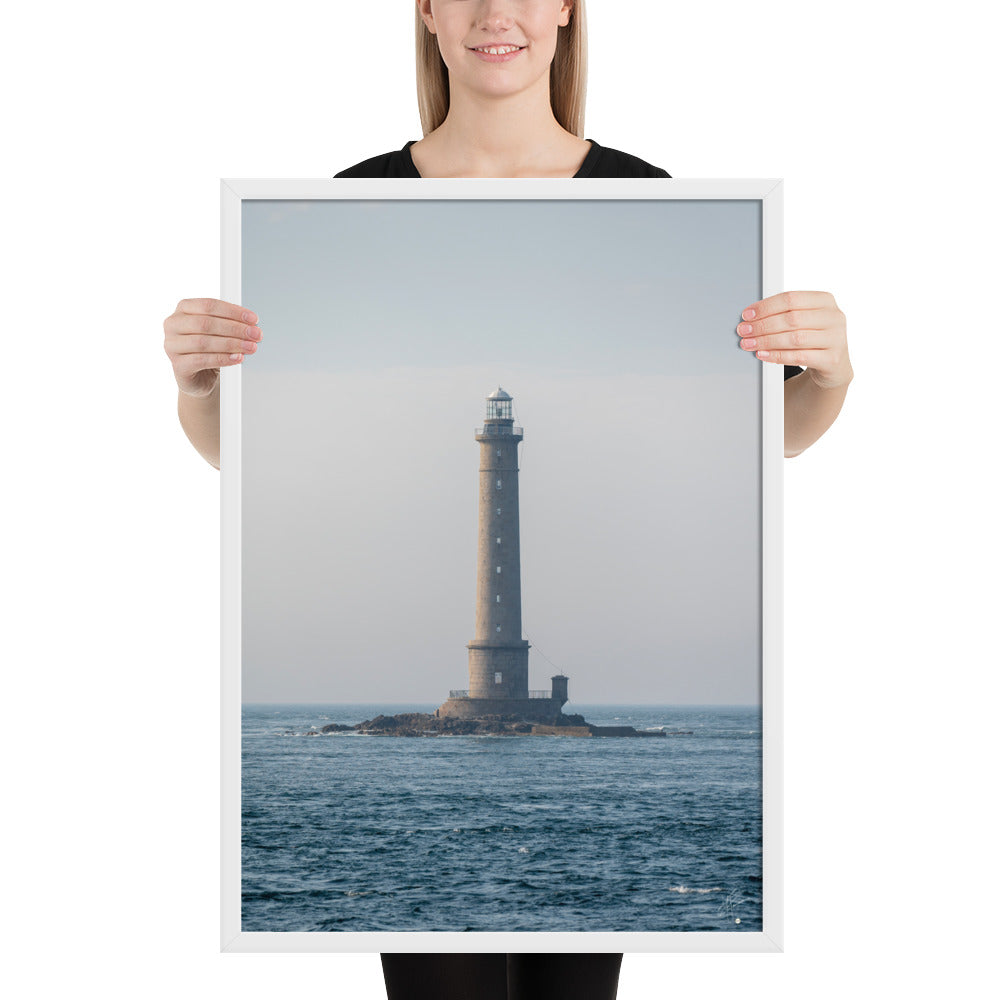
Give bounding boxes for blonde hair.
[415,1,588,137]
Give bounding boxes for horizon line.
[241,700,762,708]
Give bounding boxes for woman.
[164,3,852,997]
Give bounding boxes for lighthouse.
[467,387,530,699]
[437,388,568,723]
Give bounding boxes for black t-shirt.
[335,139,802,380]
[334,138,669,179]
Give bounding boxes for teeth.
[478,46,521,55]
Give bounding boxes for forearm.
[784,370,852,458]
[178,383,221,470]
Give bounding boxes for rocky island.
[303,712,692,739]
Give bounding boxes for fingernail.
[247,326,262,340]
[737,323,752,335]
[230,353,243,361]
[742,308,756,320]
[242,341,257,352]
[741,338,756,349]
[241,311,257,324]
[757,350,770,358]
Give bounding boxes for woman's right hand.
[163,297,262,398]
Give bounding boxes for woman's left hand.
[737,290,852,389]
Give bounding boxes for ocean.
[241,703,762,933]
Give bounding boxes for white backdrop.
[4,0,995,996]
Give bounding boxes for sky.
[240,196,762,705]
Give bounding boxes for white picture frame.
[220,178,784,953]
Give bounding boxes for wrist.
[179,373,221,403]
[806,361,853,392]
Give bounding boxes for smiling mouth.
[470,45,526,55]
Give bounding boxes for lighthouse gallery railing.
[475,425,523,437]
[449,689,554,699]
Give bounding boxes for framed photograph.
[220,178,784,953]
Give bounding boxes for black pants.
[381,953,623,1000]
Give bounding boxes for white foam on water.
[668,886,722,894]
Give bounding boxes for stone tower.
[436,388,568,723]
[467,387,530,699]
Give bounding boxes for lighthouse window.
[496,507,501,515]
[496,479,502,490]
[496,448,502,457]
[496,566,502,574]
[496,625,502,632]
[494,672,502,685]
[496,537,501,545]
[496,595,501,603]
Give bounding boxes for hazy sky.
[240,197,762,705]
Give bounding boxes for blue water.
[242,704,762,932]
